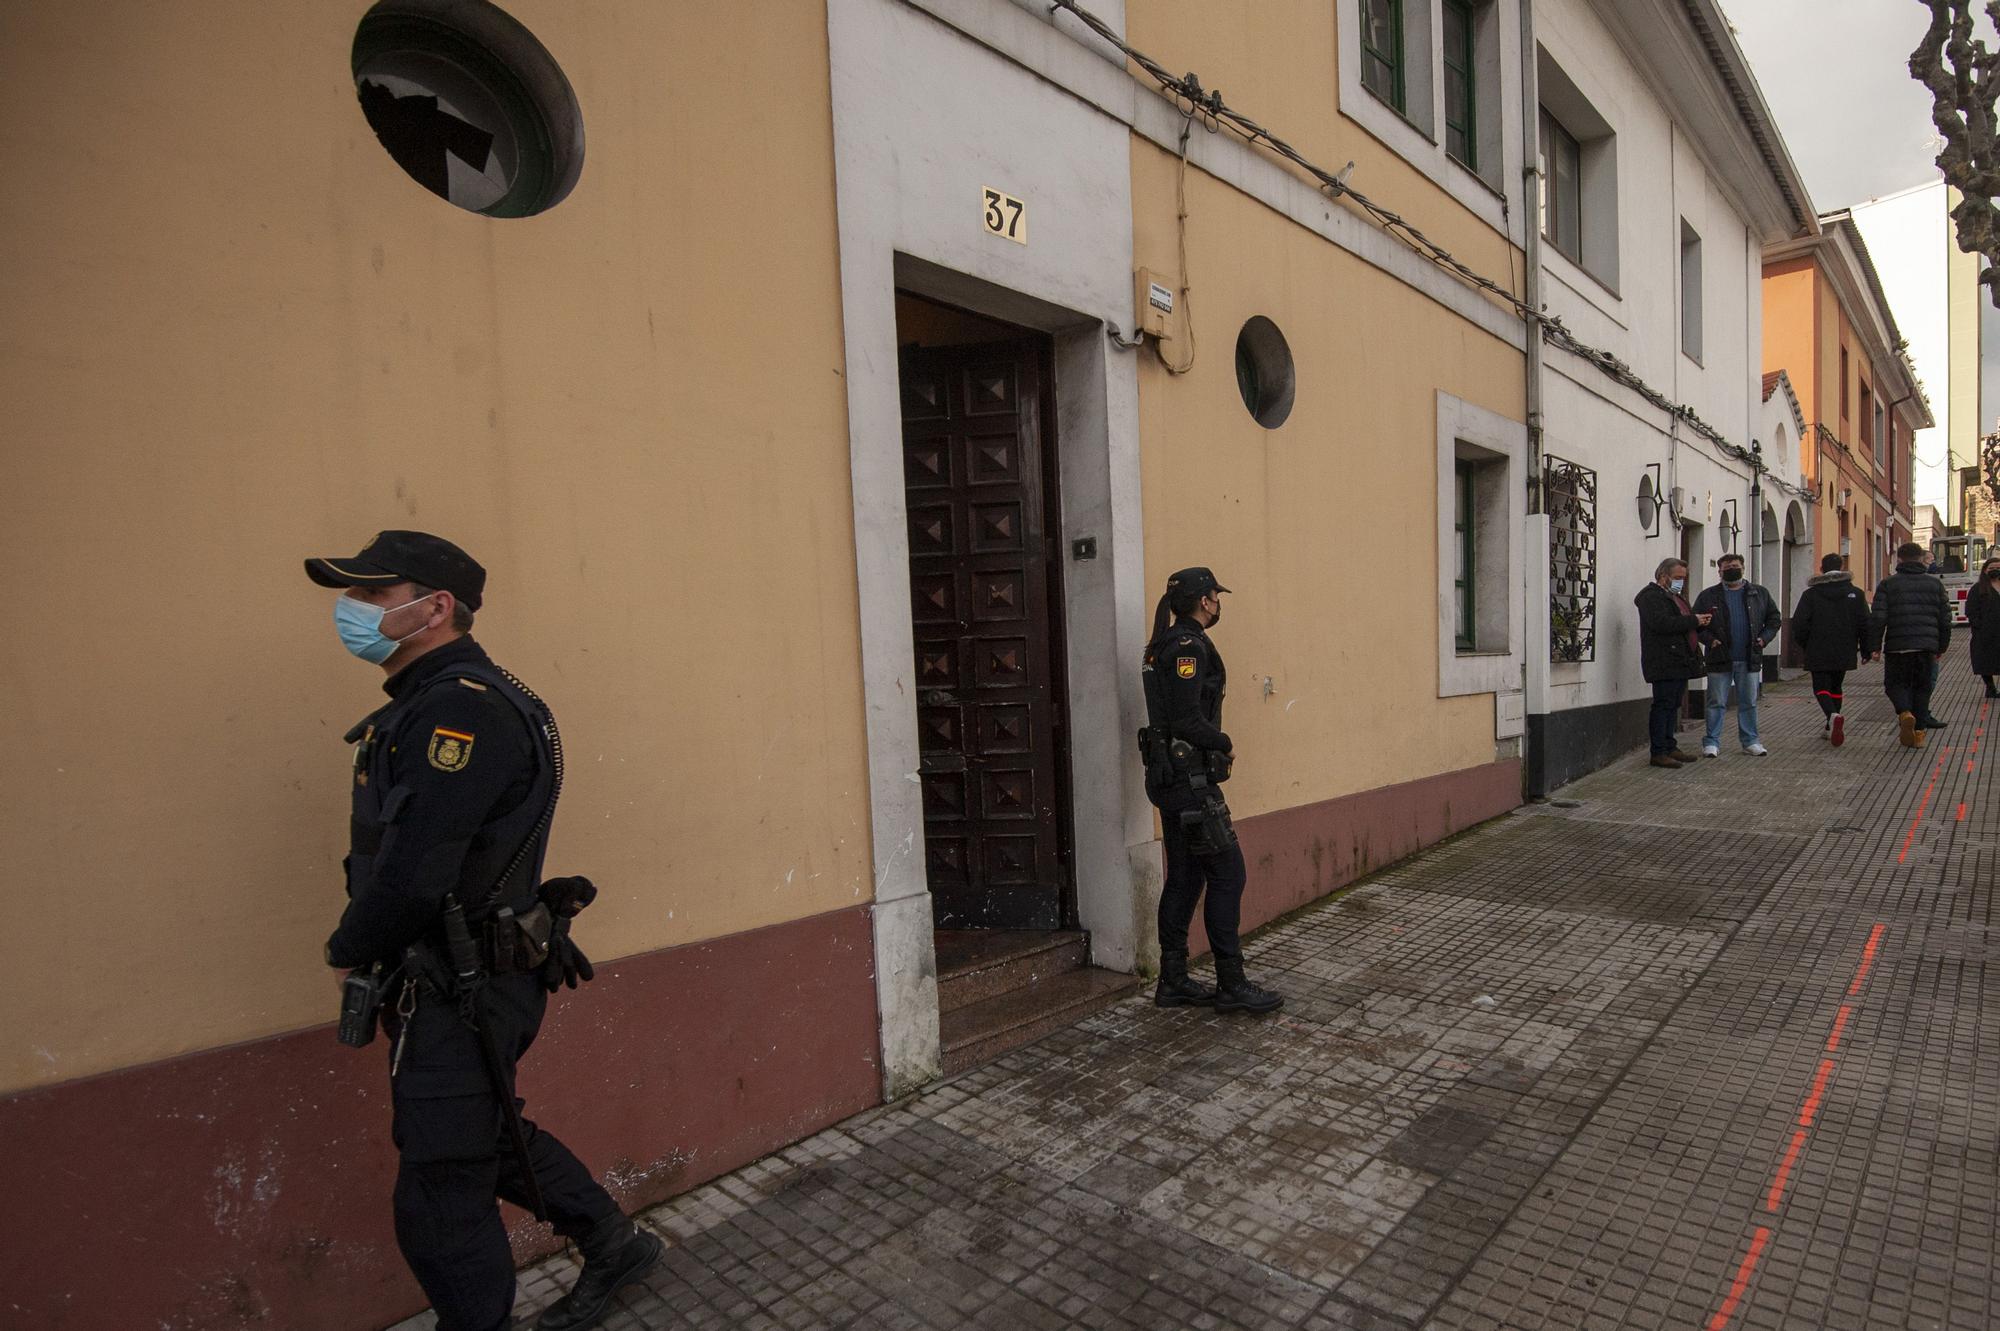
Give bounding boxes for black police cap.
[1167,567,1231,597]
[305,530,486,612]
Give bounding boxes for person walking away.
[1869,541,1954,748]
[1634,558,1711,769]
[1790,552,1873,746]
[1692,552,1783,757]
[1137,567,1282,1014]
[1968,557,2000,698]
[307,531,662,1331]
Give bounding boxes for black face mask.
[1721,568,1744,584]
[1207,597,1222,626]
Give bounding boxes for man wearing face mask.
[1635,558,1712,769]
[1138,567,1282,1014]
[307,530,660,1331]
[1691,552,1783,757]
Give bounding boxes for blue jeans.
[1649,679,1688,756]
[1704,664,1761,748]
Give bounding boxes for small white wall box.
[1134,268,1175,340]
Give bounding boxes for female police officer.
[1138,568,1282,1014]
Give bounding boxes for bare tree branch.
[1913,0,2000,304]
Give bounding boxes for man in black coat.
[1967,557,2000,698]
[1690,551,1783,757]
[1634,556,1711,769]
[1791,552,1873,747]
[1869,541,1954,748]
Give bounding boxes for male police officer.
[1138,568,1283,1014]
[309,531,659,1331]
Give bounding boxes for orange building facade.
[1763,215,1930,590]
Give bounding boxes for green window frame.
[1362,0,1405,113]
[1454,459,1476,651]
[1443,0,1477,169]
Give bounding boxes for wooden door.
[899,338,1067,929]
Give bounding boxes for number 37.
[982,187,1026,244]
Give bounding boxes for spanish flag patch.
[427,726,475,772]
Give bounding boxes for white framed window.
[1679,219,1703,363]
[1339,1,1515,228]
[1536,47,1619,293]
[1436,391,1526,696]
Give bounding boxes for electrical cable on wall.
[1051,0,1821,505]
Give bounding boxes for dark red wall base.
[0,906,881,1331]
[1186,758,1522,956]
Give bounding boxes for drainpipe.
[1519,0,1543,512]
[1518,0,1545,797]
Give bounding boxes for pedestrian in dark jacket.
[1968,557,2000,697]
[1691,552,1783,756]
[1791,552,1872,746]
[1635,556,1711,768]
[1869,541,1953,747]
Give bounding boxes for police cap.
[1167,567,1231,597]
[305,530,486,612]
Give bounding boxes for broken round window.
[352,0,584,218]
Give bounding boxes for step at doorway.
[934,929,1136,1076]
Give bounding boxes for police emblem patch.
[427,727,474,772]
[1176,657,1197,679]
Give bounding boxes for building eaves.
[1679,0,1817,236]
[1821,211,1938,430]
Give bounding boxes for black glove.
[535,876,599,991]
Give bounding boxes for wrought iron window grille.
[1545,454,1598,663]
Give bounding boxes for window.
[1861,382,1874,450]
[1679,220,1703,363]
[1539,111,1581,264]
[1455,459,1477,649]
[1443,0,1476,169]
[1839,345,1850,421]
[351,0,585,218]
[1536,50,1620,291]
[1873,399,1885,461]
[1234,317,1297,429]
[1362,0,1405,112]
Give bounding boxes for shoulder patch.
[1176,656,1198,679]
[427,726,475,772]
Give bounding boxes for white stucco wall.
[1525,0,1765,721]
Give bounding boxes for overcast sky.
[1722,0,1950,212]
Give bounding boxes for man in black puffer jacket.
[1792,553,1872,747]
[1634,556,1711,768]
[1869,542,1953,748]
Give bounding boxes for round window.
[352,0,584,217]
[1234,316,1296,429]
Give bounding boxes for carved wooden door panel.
[899,339,1065,929]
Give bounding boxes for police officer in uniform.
[309,531,660,1331]
[1138,568,1283,1014]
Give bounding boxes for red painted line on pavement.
[1765,1129,1809,1211]
[1797,1059,1835,1126]
[1960,803,1969,821]
[1968,762,1977,775]
[1848,924,1885,995]
[1898,773,1940,863]
[1825,1004,1852,1052]
[1708,1227,1771,1330]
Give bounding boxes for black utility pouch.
[336,963,388,1047]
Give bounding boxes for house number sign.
[981,186,1027,244]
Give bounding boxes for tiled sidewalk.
[397,657,1999,1331]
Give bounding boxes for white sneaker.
[1702,743,1720,758]
[1745,742,1769,756]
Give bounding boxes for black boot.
[1213,956,1283,1014]
[1153,949,1217,1008]
[537,1213,664,1331]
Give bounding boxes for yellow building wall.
[1130,140,1522,815]
[1761,259,1817,477]
[0,0,865,1093]
[1124,0,1520,323]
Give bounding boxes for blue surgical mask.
[1669,578,1686,595]
[333,593,433,664]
